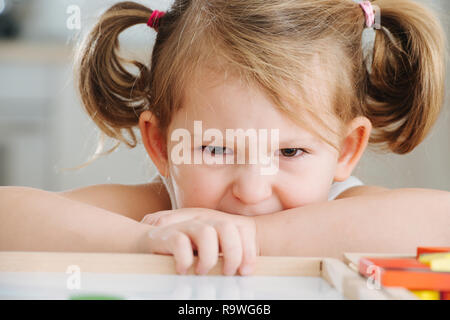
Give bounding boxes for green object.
[69,293,124,300]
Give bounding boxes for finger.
[169,232,195,275]
[213,221,243,276]
[178,221,219,275]
[237,225,257,276]
[147,228,194,275]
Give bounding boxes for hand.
[141,208,258,276]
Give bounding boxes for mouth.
[219,207,276,216]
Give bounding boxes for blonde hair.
[74,0,447,168]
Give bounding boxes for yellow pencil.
[418,253,450,265]
[430,258,450,272]
[410,290,440,300]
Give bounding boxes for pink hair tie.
[147,10,165,32]
[359,1,375,28]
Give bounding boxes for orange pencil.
[359,257,450,291]
[360,257,429,270]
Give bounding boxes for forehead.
[171,61,338,145]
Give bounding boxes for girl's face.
[161,70,345,216]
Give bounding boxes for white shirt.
[328,176,364,201]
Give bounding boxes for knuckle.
[237,224,253,235]
[197,224,217,239]
[223,241,242,255]
[216,221,236,233]
[170,232,188,248]
[156,215,171,226]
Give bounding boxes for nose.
[231,167,273,205]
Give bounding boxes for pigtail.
[75,1,154,156]
[364,0,447,154]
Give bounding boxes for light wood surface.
[0,251,321,276]
[0,251,419,299]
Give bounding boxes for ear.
[334,116,372,182]
[139,111,169,177]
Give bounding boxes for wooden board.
[0,251,416,300]
[0,251,321,276]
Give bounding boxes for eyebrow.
[192,133,236,146]
[279,138,318,148]
[192,132,317,148]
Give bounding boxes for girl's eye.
[278,148,307,158]
[201,146,232,156]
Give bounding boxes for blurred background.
[0,0,449,192]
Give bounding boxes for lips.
[219,206,279,216]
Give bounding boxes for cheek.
[278,155,338,207]
[169,165,228,208]
[278,180,329,208]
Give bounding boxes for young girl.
[1,0,449,277]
